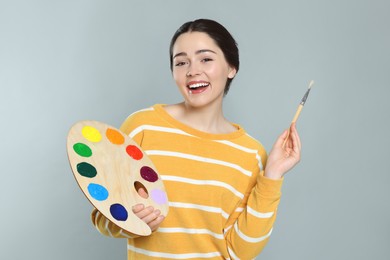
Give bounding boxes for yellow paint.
[82,126,102,142]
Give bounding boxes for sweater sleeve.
[89,110,146,239]
[91,208,137,239]
[224,169,283,259]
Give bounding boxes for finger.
[137,187,149,199]
[134,206,154,219]
[278,129,289,147]
[290,125,301,159]
[132,204,145,213]
[142,209,161,224]
[291,123,302,151]
[148,215,165,231]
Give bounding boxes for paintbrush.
[282,80,314,148]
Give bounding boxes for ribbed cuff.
[255,173,283,198]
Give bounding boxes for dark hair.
[169,19,239,95]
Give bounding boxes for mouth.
[187,81,210,94]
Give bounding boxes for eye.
[201,58,213,63]
[175,61,187,67]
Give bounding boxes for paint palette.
[66,120,169,236]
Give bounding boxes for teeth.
[188,83,209,89]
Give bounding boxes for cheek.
[208,62,229,78]
[172,70,181,80]
[172,71,185,87]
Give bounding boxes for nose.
[186,63,201,77]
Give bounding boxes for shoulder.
[235,130,268,166]
[119,104,160,135]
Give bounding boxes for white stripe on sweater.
[162,175,244,199]
[234,222,273,243]
[128,244,222,259]
[129,125,192,139]
[227,246,240,260]
[146,150,252,177]
[104,218,113,237]
[158,227,224,240]
[247,206,274,219]
[119,229,134,239]
[236,206,274,218]
[216,139,264,170]
[169,201,229,219]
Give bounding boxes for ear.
[227,66,237,79]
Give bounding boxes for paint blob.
[88,183,109,201]
[150,189,168,205]
[126,145,143,160]
[77,162,97,178]
[140,166,158,182]
[110,203,128,221]
[82,126,102,142]
[73,143,92,157]
[106,128,125,145]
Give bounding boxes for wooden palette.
[66,120,169,236]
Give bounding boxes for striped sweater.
[91,104,283,259]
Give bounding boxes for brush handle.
[282,104,303,147]
[291,104,303,123]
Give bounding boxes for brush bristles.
[308,80,314,89]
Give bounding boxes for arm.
[224,171,283,259]
[225,124,301,259]
[91,204,164,239]
[91,208,137,239]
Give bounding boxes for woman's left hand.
[264,123,302,180]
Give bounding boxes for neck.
[165,101,235,134]
[184,102,224,131]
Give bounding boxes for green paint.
[73,143,92,157]
[77,162,97,178]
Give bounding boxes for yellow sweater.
[91,104,283,259]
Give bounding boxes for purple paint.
[140,166,158,182]
[150,189,168,205]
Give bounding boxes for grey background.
[1,0,389,259]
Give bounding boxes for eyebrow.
[173,49,217,59]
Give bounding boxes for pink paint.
[151,189,168,205]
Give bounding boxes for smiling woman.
[91,18,302,259]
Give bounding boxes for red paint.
[126,145,143,160]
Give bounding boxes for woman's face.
[171,32,236,109]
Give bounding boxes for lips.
[187,81,210,94]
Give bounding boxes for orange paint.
[106,128,125,145]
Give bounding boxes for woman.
[92,18,301,259]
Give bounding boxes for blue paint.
[110,203,128,221]
[87,183,109,201]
